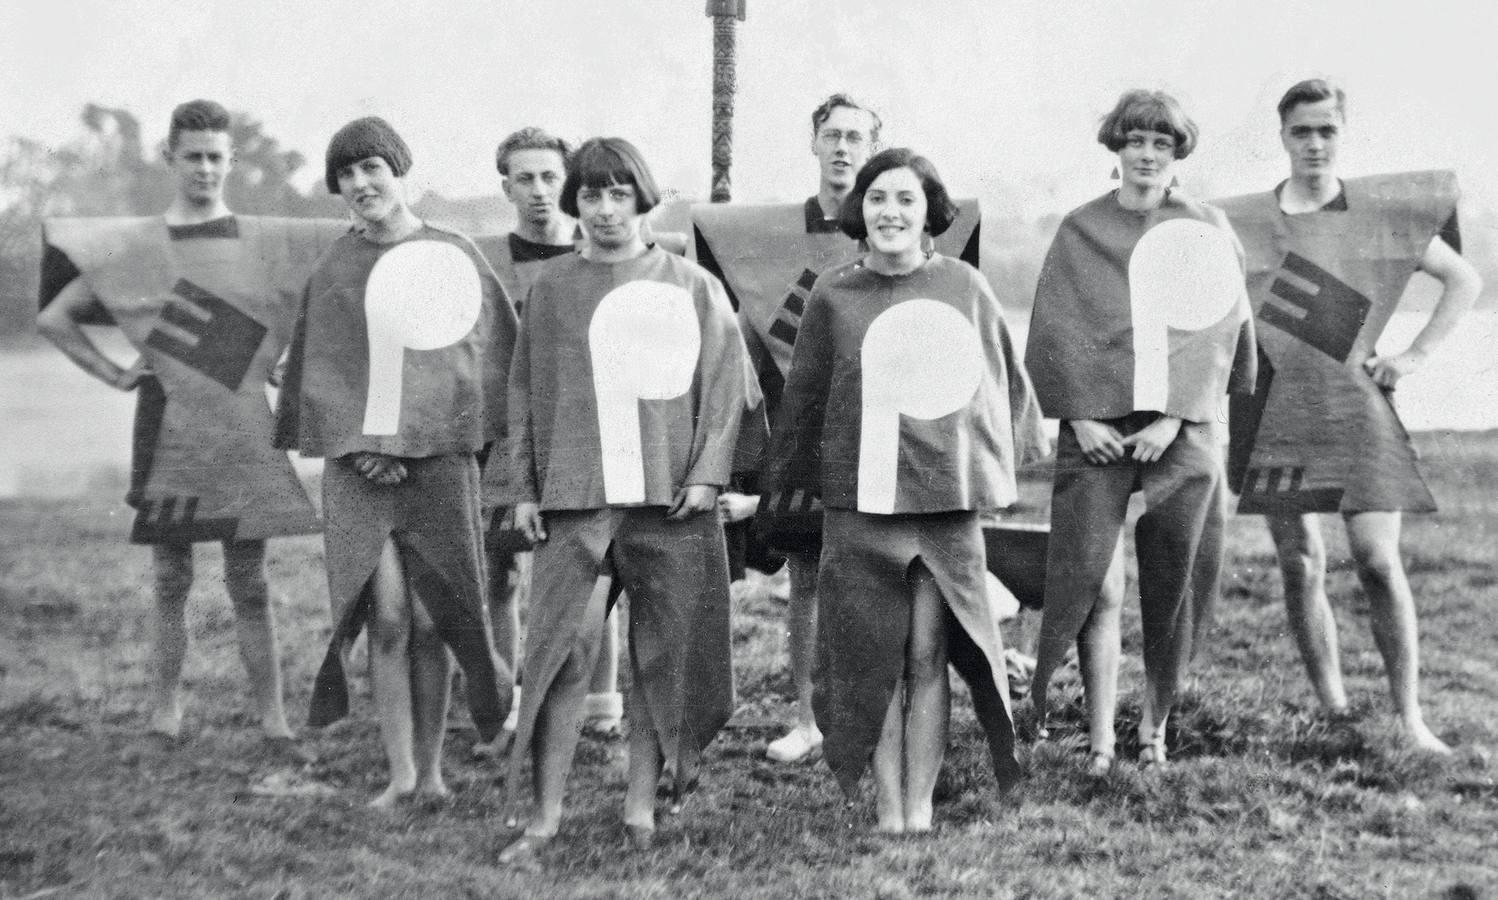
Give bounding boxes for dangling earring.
[1110,165,1120,180]
[1169,175,1180,189]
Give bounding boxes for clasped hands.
[1071,416,1183,465]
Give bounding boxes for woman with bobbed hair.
[766,147,1046,831]
[1025,90,1255,772]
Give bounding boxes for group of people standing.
[35,77,1477,866]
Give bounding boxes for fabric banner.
[1218,172,1458,514]
[1026,191,1256,425]
[274,224,515,461]
[500,246,760,511]
[40,215,345,542]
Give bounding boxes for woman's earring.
[1110,165,1120,180]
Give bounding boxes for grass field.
[2,433,1496,899]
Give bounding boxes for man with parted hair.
[36,99,342,754]
[1220,79,1481,753]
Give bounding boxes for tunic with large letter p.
[501,246,760,807]
[275,224,518,740]
[766,253,1047,794]
[1025,190,1256,721]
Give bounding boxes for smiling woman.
[766,145,1046,833]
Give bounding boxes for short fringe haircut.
[495,127,573,176]
[1097,89,1198,159]
[837,147,959,241]
[168,99,231,150]
[559,137,661,218]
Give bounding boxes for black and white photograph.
[1,1,1495,896]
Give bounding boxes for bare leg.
[1030,445,1133,740]
[585,598,623,732]
[221,539,292,739]
[1268,513,1347,711]
[901,563,950,833]
[488,548,524,678]
[368,539,417,808]
[871,679,906,833]
[622,671,662,832]
[768,552,823,761]
[149,542,193,737]
[1344,512,1451,753]
[1076,537,1126,766]
[526,573,611,836]
[409,578,453,796]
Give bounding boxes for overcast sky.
[4,0,1497,217]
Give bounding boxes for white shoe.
[766,724,823,763]
[583,691,624,737]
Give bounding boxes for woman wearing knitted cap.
[275,116,519,806]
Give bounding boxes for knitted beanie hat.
[324,116,412,194]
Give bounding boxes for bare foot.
[260,717,296,742]
[497,832,550,870]
[415,777,452,799]
[148,702,183,739]
[1404,720,1453,755]
[874,818,905,834]
[905,801,934,833]
[369,783,415,809]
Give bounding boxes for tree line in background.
[4,104,1494,338]
[0,104,522,337]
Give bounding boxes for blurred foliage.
[0,105,347,336]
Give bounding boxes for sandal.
[497,832,551,870]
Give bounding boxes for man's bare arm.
[36,278,145,390]
[1363,236,1483,388]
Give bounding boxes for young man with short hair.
[37,99,339,755]
[473,127,623,745]
[1221,80,1481,753]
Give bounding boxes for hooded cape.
[499,246,762,510]
[1026,191,1257,424]
[274,224,517,459]
[1218,172,1458,514]
[39,215,344,542]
